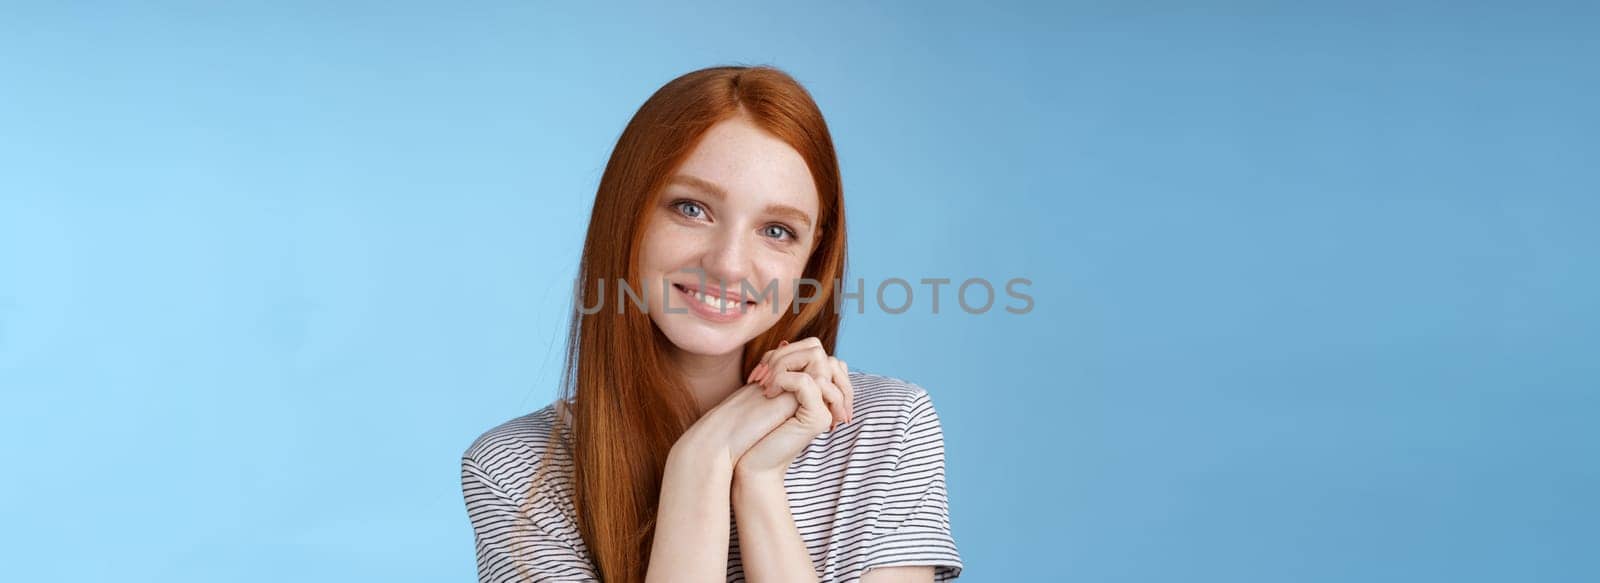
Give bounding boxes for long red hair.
[542,65,847,582]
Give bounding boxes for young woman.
[461,65,962,583]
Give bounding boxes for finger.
[824,379,847,431]
[796,368,843,424]
[761,344,819,394]
[757,337,821,373]
[756,343,793,392]
[762,339,793,384]
[761,345,832,395]
[817,380,846,430]
[770,369,847,430]
[814,357,848,426]
[749,338,792,384]
[757,336,829,389]
[831,358,853,425]
[762,345,832,396]
[751,340,788,386]
[770,371,831,430]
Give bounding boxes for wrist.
[672,426,738,473]
[732,463,787,488]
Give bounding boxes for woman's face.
[637,115,821,359]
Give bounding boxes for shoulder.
[833,372,963,580]
[817,370,948,462]
[845,370,945,429]
[460,400,572,484]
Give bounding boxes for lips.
[672,282,757,304]
[671,282,757,322]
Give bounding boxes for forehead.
[669,117,819,217]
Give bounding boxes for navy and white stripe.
[461,370,963,582]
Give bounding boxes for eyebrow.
[667,174,815,231]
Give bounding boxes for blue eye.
[763,224,797,241]
[673,201,706,219]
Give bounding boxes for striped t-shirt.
[460,370,963,582]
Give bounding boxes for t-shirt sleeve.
[860,388,964,581]
[461,452,599,582]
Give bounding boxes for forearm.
[646,444,735,583]
[732,468,819,583]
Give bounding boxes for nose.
[698,226,752,292]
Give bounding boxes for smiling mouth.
[673,283,757,312]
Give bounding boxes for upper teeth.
[687,287,738,311]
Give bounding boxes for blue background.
[2,1,1595,581]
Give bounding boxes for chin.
[654,317,755,357]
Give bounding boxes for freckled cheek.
[641,227,707,270]
[750,256,809,303]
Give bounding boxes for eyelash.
[670,199,799,242]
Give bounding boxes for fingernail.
[750,363,766,383]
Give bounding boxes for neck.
[669,347,744,415]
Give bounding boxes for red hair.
[540,65,848,582]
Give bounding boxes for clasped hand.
[731,337,854,480]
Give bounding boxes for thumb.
[785,373,829,429]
